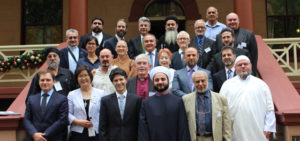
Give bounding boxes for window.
[266,0,300,38]
[22,0,62,44]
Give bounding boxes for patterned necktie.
[189,69,195,91]
[227,69,232,79]
[119,95,125,119]
[198,39,204,56]
[197,94,206,136]
[41,93,49,114]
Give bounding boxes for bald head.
[226,12,240,30]
[99,48,113,68]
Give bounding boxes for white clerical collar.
[116,90,128,98]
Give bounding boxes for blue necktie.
[119,95,125,119]
[149,53,153,69]
[227,69,232,79]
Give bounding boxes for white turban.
[234,55,250,65]
[149,66,171,81]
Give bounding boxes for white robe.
[220,75,275,141]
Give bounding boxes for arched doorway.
[144,0,185,39]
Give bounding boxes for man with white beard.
[220,55,276,141]
[27,47,77,100]
[158,16,180,53]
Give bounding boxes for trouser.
[196,136,213,141]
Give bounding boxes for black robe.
[138,94,190,141]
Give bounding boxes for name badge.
[54,81,63,91]
[237,44,243,49]
[241,42,247,48]
[204,47,211,53]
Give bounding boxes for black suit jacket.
[213,69,227,93]
[189,36,217,68]
[103,36,133,59]
[215,28,258,74]
[170,51,185,70]
[78,32,112,49]
[158,35,179,53]
[23,92,68,141]
[129,36,144,58]
[206,47,249,74]
[100,93,142,141]
[126,76,154,96]
[59,47,87,70]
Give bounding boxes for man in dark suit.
[126,54,154,100]
[143,33,159,69]
[206,28,249,74]
[78,17,112,56]
[215,12,257,75]
[213,46,236,92]
[158,16,180,53]
[100,67,142,141]
[59,29,87,73]
[189,19,217,68]
[170,31,190,70]
[129,17,151,58]
[104,19,132,59]
[24,69,68,141]
[172,47,213,97]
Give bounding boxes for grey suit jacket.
[129,36,144,58]
[182,91,232,141]
[172,66,213,97]
[126,76,154,96]
[170,51,185,70]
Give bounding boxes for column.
[234,0,255,31]
[68,0,88,36]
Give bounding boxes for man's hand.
[264,131,271,139]
[33,132,47,141]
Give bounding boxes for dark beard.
[117,30,126,38]
[92,27,102,34]
[154,84,169,92]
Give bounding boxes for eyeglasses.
[93,22,102,25]
[177,38,189,41]
[68,36,77,39]
[47,54,57,58]
[87,43,96,46]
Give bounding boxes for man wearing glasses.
[59,29,87,73]
[189,19,217,68]
[182,70,231,141]
[78,17,112,56]
[27,47,77,100]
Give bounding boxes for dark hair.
[117,19,128,28]
[45,47,60,57]
[220,28,235,38]
[109,67,128,82]
[74,66,93,84]
[38,69,55,81]
[221,46,236,55]
[91,17,104,25]
[84,35,99,47]
[165,15,178,24]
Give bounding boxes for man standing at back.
[79,17,112,56]
[220,55,276,141]
[129,17,151,58]
[205,6,226,41]
[159,16,180,53]
[24,70,68,141]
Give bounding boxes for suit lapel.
[210,91,218,135]
[190,92,197,137]
[123,93,132,120]
[182,69,192,91]
[221,69,227,81]
[111,93,122,120]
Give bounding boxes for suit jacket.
[68,88,106,133]
[215,28,257,74]
[103,36,133,59]
[23,91,68,141]
[100,92,142,141]
[172,66,213,97]
[59,46,87,70]
[129,36,144,58]
[146,50,160,68]
[206,47,249,74]
[170,51,185,70]
[189,36,217,68]
[182,91,231,141]
[126,76,154,96]
[78,32,112,50]
[213,69,227,93]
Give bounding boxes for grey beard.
[165,30,178,45]
[47,61,59,69]
[237,70,251,79]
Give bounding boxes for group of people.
[23,6,275,141]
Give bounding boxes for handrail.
[263,38,300,44]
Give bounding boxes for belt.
[197,132,212,137]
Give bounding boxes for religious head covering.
[45,47,60,56]
[150,66,171,81]
[165,16,178,24]
[234,55,250,65]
